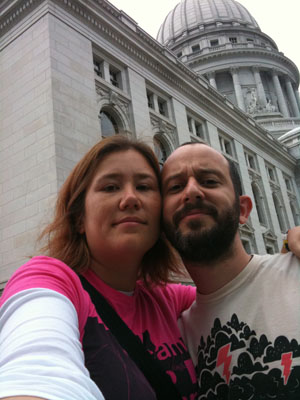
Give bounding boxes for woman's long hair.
[39,135,183,285]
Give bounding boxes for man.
[162,142,300,399]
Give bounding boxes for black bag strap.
[79,275,182,400]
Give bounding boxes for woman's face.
[81,149,161,268]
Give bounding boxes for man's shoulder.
[252,252,300,275]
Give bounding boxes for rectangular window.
[177,52,182,58]
[158,97,168,117]
[93,60,103,77]
[187,114,207,140]
[285,177,292,192]
[219,136,234,157]
[187,117,193,133]
[191,44,200,53]
[229,37,237,44]
[247,38,254,42]
[244,152,257,170]
[109,66,122,89]
[147,91,154,109]
[210,39,219,47]
[195,122,204,138]
[267,166,276,182]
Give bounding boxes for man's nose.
[183,177,204,202]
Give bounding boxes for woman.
[0,136,198,400]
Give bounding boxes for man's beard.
[164,199,240,263]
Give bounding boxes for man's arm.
[281,227,300,256]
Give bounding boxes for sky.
[108,0,300,74]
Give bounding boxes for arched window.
[99,110,119,137]
[154,138,167,167]
[252,183,266,225]
[272,193,286,232]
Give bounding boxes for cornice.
[188,48,299,84]
[0,0,40,33]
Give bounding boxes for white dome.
[157,0,260,46]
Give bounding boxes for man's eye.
[202,179,218,186]
[168,184,183,193]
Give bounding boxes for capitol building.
[1,0,300,289]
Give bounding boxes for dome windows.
[191,44,200,53]
[210,39,219,47]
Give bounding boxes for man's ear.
[239,195,252,225]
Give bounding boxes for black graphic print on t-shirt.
[197,314,300,399]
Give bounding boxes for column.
[252,67,267,108]
[190,118,196,135]
[207,71,217,89]
[234,141,263,253]
[295,89,300,110]
[271,70,289,117]
[152,93,159,113]
[285,77,300,117]
[172,98,191,144]
[102,60,110,83]
[230,68,245,111]
[276,168,295,227]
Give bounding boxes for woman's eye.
[137,184,149,191]
[103,184,118,192]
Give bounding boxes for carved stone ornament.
[264,98,277,112]
[150,115,174,135]
[263,229,277,243]
[109,90,119,105]
[249,170,261,183]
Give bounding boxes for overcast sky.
[109,0,300,76]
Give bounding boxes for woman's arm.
[0,288,104,400]
[1,397,45,399]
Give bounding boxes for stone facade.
[0,0,300,290]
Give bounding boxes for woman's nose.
[119,187,141,210]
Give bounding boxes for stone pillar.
[285,77,300,117]
[190,118,196,135]
[252,67,267,108]
[295,89,300,110]
[271,70,289,117]
[102,60,110,82]
[207,71,217,89]
[230,68,245,111]
[152,93,159,113]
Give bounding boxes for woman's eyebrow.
[94,172,156,183]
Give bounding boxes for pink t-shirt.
[0,256,197,399]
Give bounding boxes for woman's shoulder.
[0,256,86,309]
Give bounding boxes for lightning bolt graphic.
[281,352,292,385]
[216,343,232,384]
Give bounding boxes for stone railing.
[186,42,278,60]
